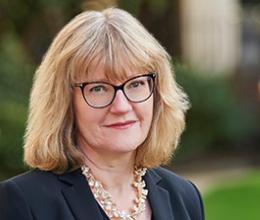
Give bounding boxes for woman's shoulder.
[0,168,82,188]
[1,169,56,186]
[149,166,202,195]
[1,169,78,195]
[0,169,82,219]
[0,169,81,211]
[0,169,59,199]
[147,166,204,219]
[149,166,193,186]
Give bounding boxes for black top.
[0,167,204,220]
[97,203,109,220]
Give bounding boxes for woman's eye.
[129,80,145,88]
[89,85,107,93]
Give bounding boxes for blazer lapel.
[145,169,174,220]
[58,169,103,220]
[58,168,174,220]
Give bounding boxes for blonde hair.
[24,8,189,173]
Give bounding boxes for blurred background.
[0,0,259,219]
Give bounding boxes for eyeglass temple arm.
[72,82,84,88]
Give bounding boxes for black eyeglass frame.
[73,72,157,109]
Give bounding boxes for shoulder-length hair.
[24,7,190,173]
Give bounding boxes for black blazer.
[0,167,204,220]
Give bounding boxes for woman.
[0,8,204,220]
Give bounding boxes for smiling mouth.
[104,120,137,129]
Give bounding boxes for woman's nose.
[109,90,133,114]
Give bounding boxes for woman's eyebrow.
[84,72,145,84]
[79,77,108,83]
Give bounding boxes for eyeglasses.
[73,73,156,108]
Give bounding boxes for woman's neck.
[79,143,136,190]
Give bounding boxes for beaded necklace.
[81,165,148,220]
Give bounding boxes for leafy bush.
[0,102,27,173]
[0,32,33,178]
[174,64,259,160]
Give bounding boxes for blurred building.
[240,2,260,74]
[180,0,241,74]
[179,0,260,76]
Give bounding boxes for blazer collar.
[58,169,104,220]
[145,169,174,220]
[58,168,174,220]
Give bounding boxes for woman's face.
[73,65,154,156]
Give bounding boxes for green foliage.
[146,0,168,14]
[119,0,142,15]
[174,64,258,158]
[0,31,33,178]
[119,0,168,15]
[203,171,260,220]
[0,32,33,103]
[0,102,27,173]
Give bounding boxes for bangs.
[69,21,156,83]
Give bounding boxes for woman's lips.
[104,120,137,129]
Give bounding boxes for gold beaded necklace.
[81,165,148,220]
